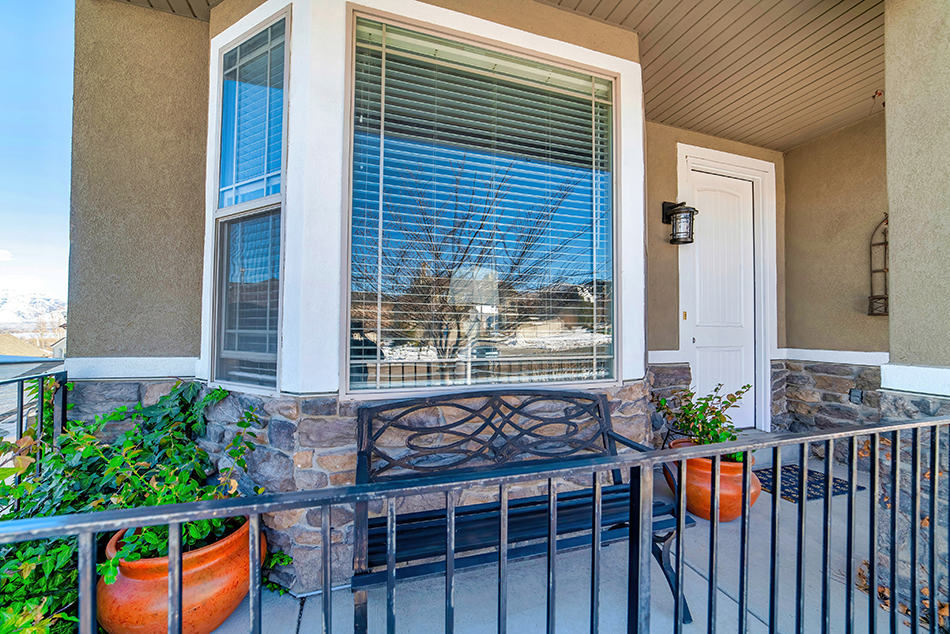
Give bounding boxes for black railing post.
[546,478,557,634]
[628,464,652,634]
[53,371,67,439]
[168,522,183,634]
[845,437,857,634]
[386,497,397,634]
[35,377,44,477]
[768,446,781,633]
[446,490,457,634]
[590,473,602,633]
[708,454,720,634]
[890,430,902,633]
[673,459,686,634]
[928,427,939,634]
[911,428,921,629]
[15,379,24,441]
[796,442,808,634]
[738,452,751,633]
[821,439,833,634]
[498,483,509,634]
[78,531,97,634]
[322,505,332,634]
[249,513,262,634]
[868,433,880,633]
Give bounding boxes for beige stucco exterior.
[68,0,208,357]
[645,121,786,351]
[210,0,267,37]
[884,0,950,368]
[783,113,888,352]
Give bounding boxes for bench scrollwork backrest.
[356,389,618,484]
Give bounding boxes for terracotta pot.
[663,438,761,522]
[97,519,266,634]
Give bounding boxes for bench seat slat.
[364,485,685,567]
[365,484,673,534]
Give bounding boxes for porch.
[212,446,904,633]
[1,369,946,633]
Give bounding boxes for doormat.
[754,464,865,503]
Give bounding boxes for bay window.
[214,16,287,388]
[348,16,615,391]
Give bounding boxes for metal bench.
[351,389,694,628]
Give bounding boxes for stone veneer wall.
[774,360,882,432]
[66,378,652,594]
[874,390,950,622]
[645,363,691,446]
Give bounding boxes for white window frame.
[199,0,645,397]
[200,8,291,394]
[341,10,623,397]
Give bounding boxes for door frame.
[674,143,778,432]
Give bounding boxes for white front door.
[681,170,756,429]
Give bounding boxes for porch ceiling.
[542,0,885,151]
[118,0,884,151]
[114,0,223,22]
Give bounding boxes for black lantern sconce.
[662,201,699,244]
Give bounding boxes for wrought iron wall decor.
[868,213,888,316]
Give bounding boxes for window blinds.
[218,19,285,208]
[216,210,281,387]
[349,17,614,391]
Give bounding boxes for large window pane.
[216,209,281,387]
[218,19,286,208]
[349,18,614,391]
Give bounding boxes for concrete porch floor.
[216,447,914,633]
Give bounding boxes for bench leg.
[354,589,368,634]
[652,533,693,625]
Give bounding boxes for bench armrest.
[608,432,687,517]
[607,430,653,453]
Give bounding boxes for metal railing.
[0,370,67,477]
[0,415,947,633]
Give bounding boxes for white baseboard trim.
[65,357,199,380]
[647,350,689,364]
[650,348,889,367]
[777,348,889,366]
[881,364,950,397]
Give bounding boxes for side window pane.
[216,209,281,387]
[218,18,286,208]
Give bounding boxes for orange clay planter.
[664,438,762,522]
[97,519,266,634]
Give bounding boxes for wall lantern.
[662,201,699,244]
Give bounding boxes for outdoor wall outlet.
[849,388,864,404]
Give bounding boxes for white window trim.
[200,0,646,397]
[66,357,198,380]
[881,364,950,397]
[200,7,291,393]
[340,10,623,398]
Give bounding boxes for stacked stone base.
[774,360,882,432]
[65,377,653,594]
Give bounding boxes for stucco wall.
[645,121,786,351]
[210,0,267,37]
[884,0,950,367]
[69,0,208,357]
[784,113,888,352]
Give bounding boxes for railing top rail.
[0,369,66,386]
[1,414,947,545]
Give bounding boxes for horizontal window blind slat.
[349,17,614,391]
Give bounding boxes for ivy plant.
[0,379,292,631]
